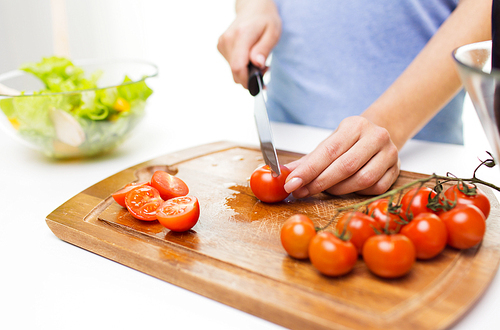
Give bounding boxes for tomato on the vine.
[156,195,200,232]
[335,211,381,255]
[443,183,490,219]
[281,214,317,259]
[400,187,437,221]
[250,165,291,203]
[400,212,447,260]
[150,170,189,201]
[366,198,402,232]
[362,234,416,278]
[439,204,486,249]
[125,185,163,221]
[112,181,150,207]
[308,231,358,276]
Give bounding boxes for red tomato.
[281,214,317,259]
[335,211,381,255]
[366,198,402,232]
[156,196,200,232]
[125,185,162,221]
[444,183,490,219]
[150,170,189,201]
[400,187,437,221]
[362,234,416,278]
[112,181,150,207]
[439,204,486,249]
[400,212,447,260]
[250,165,291,203]
[308,231,358,277]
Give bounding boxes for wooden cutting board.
[46,141,500,330]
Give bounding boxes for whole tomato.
[400,212,447,260]
[280,214,317,259]
[336,211,381,255]
[400,187,437,221]
[439,204,486,249]
[308,231,358,277]
[362,234,416,278]
[250,165,291,203]
[366,198,402,232]
[443,183,490,219]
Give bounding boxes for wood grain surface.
[45,141,500,330]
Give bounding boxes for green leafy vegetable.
[0,56,153,158]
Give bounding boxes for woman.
[218,0,491,197]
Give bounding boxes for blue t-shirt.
[267,0,464,144]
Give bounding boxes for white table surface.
[2,78,500,330]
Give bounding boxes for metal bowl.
[453,40,500,163]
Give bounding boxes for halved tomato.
[150,170,189,201]
[125,185,162,221]
[156,196,200,232]
[112,181,150,207]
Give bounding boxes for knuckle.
[311,179,328,194]
[367,182,390,196]
[337,156,358,177]
[356,168,379,190]
[372,126,391,144]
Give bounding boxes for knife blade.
[248,63,281,176]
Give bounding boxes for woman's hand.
[284,116,400,197]
[217,0,281,88]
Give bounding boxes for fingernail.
[284,177,303,193]
[255,54,266,68]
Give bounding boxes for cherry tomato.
[250,165,291,203]
[125,185,162,221]
[112,181,150,207]
[366,198,402,232]
[444,183,490,219]
[156,196,200,232]
[308,231,358,277]
[362,234,416,278]
[400,212,447,260]
[439,204,486,249]
[280,214,317,259]
[335,211,381,255]
[400,187,437,221]
[150,170,189,201]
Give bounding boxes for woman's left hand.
[283,116,400,197]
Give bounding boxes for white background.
[0,1,498,330]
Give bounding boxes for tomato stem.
[317,157,500,231]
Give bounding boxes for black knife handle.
[248,63,264,96]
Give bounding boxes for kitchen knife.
[248,63,281,176]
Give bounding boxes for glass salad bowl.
[0,57,158,159]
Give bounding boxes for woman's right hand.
[217,0,282,89]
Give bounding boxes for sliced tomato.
[156,196,200,232]
[150,170,189,201]
[112,181,150,207]
[125,185,162,221]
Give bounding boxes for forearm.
[235,0,275,14]
[362,0,491,149]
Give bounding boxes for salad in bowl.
[0,56,157,158]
